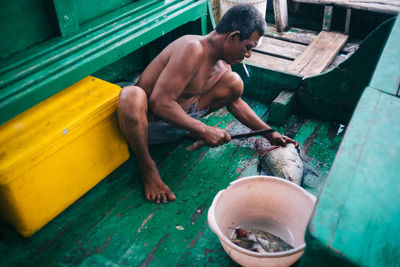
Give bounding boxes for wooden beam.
[273,0,289,32]
[287,31,348,78]
[53,0,79,36]
[291,0,400,15]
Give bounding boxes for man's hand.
[200,126,231,147]
[186,126,231,151]
[267,131,299,147]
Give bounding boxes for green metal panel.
[369,15,400,97]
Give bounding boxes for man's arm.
[148,40,230,146]
[227,97,298,146]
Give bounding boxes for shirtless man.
[118,4,298,204]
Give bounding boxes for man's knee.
[118,86,148,116]
[223,71,244,98]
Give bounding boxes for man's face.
[224,31,261,65]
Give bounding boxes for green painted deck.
[0,97,344,266]
[302,15,400,267]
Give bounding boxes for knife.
[185,129,275,151]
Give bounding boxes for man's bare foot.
[141,165,176,203]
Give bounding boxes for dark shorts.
[116,81,209,145]
[148,102,209,144]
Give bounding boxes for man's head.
[215,4,266,64]
[216,4,266,41]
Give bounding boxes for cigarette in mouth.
[241,61,249,77]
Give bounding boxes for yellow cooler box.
[0,76,130,237]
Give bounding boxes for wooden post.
[344,8,351,35]
[322,5,333,31]
[273,0,289,32]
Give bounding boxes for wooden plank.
[273,0,289,32]
[254,36,307,59]
[292,0,400,14]
[245,51,292,72]
[287,31,348,77]
[326,53,348,71]
[265,25,359,54]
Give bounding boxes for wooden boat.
[0,0,399,266]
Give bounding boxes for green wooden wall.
[0,0,55,59]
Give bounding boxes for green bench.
[302,16,400,266]
[0,0,213,125]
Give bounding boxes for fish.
[259,143,304,185]
[230,227,293,253]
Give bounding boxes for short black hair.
[215,4,266,41]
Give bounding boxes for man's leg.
[197,71,244,112]
[118,86,176,203]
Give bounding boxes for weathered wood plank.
[287,31,348,77]
[254,36,307,59]
[273,0,289,32]
[292,0,400,14]
[265,25,359,54]
[245,51,292,72]
[326,53,348,71]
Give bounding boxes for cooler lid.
[0,76,121,183]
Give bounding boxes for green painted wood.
[369,16,400,97]
[268,90,295,126]
[0,0,159,75]
[53,0,79,36]
[0,98,344,266]
[233,64,303,103]
[76,0,134,26]
[297,17,395,124]
[0,0,208,125]
[0,0,55,59]
[302,18,400,266]
[302,87,400,266]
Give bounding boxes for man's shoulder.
[171,35,205,56]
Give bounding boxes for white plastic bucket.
[220,0,267,19]
[207,176,316,267]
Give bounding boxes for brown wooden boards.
[265,25,359,54]
[245,52,292,72]
[287,31,348,78]
[254,37,306,60]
